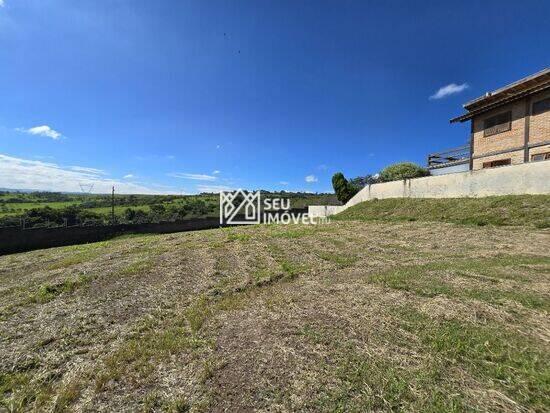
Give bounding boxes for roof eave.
[450,81,550,124]
[463,67,550,110]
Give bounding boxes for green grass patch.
[334,195,550,227]
[0,372,32,409]
[300,325,465,412]
[119,258,155,276]
[185,295,211,334]
[280,259,308,279]
[318,251,359,268]
[30,274,92,304]
[95,317,209,392]
[226,231,251,242]
[47,242,109,270]
[368,255,550,310]
[396,308,550,411]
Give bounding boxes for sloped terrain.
[334,195,550,228]
[0,217,549,412]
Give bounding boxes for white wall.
[308,160,550,217]
[429,162,469,176]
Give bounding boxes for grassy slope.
[334,195,550,228]
[0,214,549,411]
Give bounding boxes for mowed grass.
[334,195,550,228]
[0,204,549,412]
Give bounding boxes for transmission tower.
[79,183,94,194]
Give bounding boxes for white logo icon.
[220,190,261,225]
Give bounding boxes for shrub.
[150,204,166,214]
[124,208,137,222]
[379,162,429,182]
[332,173,360,204]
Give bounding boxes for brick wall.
[529,89,550,145]
[472,99,526,163]
[471,89,550,170]
[472,149,524,170]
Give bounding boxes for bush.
[332,173,360,204]
[124,208,137,222]
[150,204,166,214]
[379,162,429,182]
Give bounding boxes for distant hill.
[0,188,42,193]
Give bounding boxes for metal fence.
[427,145,470,167]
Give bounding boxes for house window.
[532,98,550,116]
[483,111,512,137]
[482,158,511,168]
[531,152,550,162]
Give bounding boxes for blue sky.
[1,0,549,194]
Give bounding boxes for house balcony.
[427,144,471,175]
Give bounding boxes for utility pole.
[111,186,115,225]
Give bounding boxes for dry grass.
[0,219,549,412]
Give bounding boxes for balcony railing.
[427,144,470,168]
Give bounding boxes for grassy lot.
[0,204,549,411]
[334,195,550,228]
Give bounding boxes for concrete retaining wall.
[309,160,550,217]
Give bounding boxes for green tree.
[332,172,360,204]
[379,162,429,182]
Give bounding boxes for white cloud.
[16,125,64,140]
[279,181,289,185]
[305,175,318,183]
[69,166,106,175]
[212,170,220,175]
[123,174,134,179]
[0,1,5,8]
[196,184,234,193]
[0,154,174,194]
[429,83,469,100]
[167,172,217,181]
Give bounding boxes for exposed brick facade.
[530,89,550,145]
[470,89,550,170]
[472,150,523,170]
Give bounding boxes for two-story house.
[428,68,550,174]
